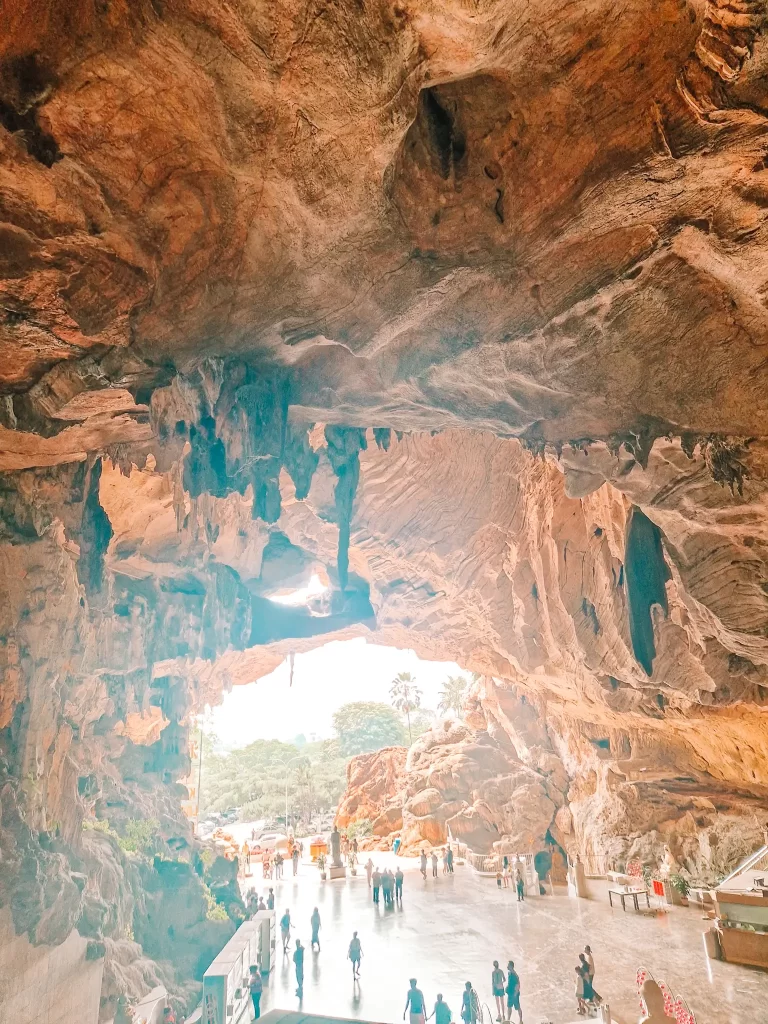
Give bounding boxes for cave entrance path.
[240,851,762,1024]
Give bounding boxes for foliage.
[201,737,349,824]
[83,818,118,839]
[203,883,230,921]
[117,818,160,855]
[670,872,691,897]
[409,707,437,742]
[437,675,469,717]
[390,672,423,744]
[346,818,373,840]
[332,702,406,756]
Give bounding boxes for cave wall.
[0,907,103,1024]
[2,0,768,1011]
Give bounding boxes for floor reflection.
[242,854,764,1024]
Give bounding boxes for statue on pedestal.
[330,826,343,868]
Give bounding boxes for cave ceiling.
[2,0,768,966]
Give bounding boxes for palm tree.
[437,675,469,718]
[390,671,422,745]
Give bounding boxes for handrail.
[480,1001,496,1024]
[717,843,768,889]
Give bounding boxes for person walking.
[578,957,595,1009]
[431,851,439,878]
[292,846,300,876]
[372,866,381,904]
[257,897,266,912]
[348,931,362,979]
[267,888,275,911]
[447,847,454,873]
[275,851,284,880]
[506,961,522,1024]
[403,978,427,1024]
[429,994,452,1024]
[515,867,525,901]
[461,982,480,1024]
[420,850,428,880]
[365,857,374,888]
[491,961,506,1022]
[293,939,305,995]
[249,965,262,1020]
[395,866,404,903]
[310,907,321,951]
[574,966,586,1016]
[583,946,601,1003]
[280,909,292,953]
[442,849,449,875]
[393,836,402,855]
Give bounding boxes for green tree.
[390,671,422,745]
[332,701,406,756]
[200,737,349,828]
[437,674,469,718]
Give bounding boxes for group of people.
[366,860,404,904]
[490,961,523,1024]
[339,833,360,861]
[495,861,526,900]
[401,966,522,1024]
[276,905,367,1001]
[574,945,601,1016]
[239,833,304,880]
[244,886,275,917]
[258,844,302,879]
[418,846,455,879]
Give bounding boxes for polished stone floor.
[241,853,767,1024]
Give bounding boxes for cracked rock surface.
[2,0,768,1013]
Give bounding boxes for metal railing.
[466,852,500,874]
[717,844,768,890]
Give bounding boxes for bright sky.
[209,637,471,749]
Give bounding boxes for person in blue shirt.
[429,994,452,1024]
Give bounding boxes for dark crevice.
[494,188,505,223]
[421,88,466,180]
[0,54,62,167]
[76,460,113,596]
[581,597,600,635]
[625,507,671,675]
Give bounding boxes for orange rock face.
[335,746,407,835]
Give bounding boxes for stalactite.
[324,426,368,591]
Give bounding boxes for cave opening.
[194,639,472,841]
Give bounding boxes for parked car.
[258,832,290,851]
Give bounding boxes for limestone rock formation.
[335,746,407,836]
[3,0,768,1013]
[402,719,558,854]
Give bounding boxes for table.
[608,887,650,911]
